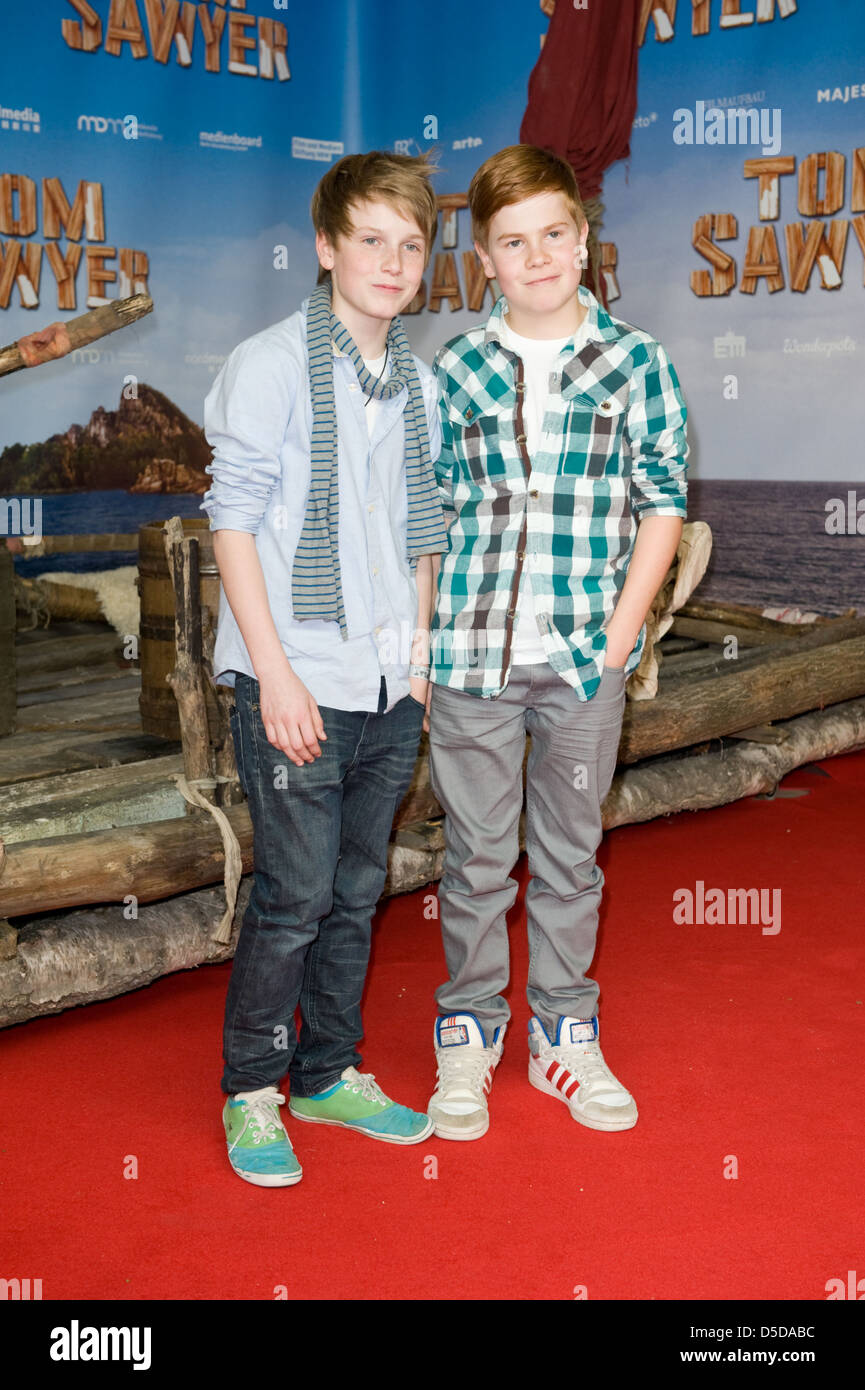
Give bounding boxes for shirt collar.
[484,283,613,353]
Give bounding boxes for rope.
[173,773,242,945]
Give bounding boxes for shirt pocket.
[449,399,511,487]
[559,390,630,479]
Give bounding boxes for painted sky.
[1,0,862,478]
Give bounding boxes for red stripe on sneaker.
[564,1077,580,1099]
[556,1069,572,1093]
[545,1062,559,1084]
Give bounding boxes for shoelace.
[546,1042,611,1091]
[348,1072,389,1108]
[435,1047,496,1098]
[230,1088,285,1152]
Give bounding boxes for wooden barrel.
[138,517,220,741]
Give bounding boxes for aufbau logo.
[0,100,40,133]
[76,114,162,141]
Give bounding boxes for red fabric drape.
[520,0,641,205]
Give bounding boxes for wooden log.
[0,882,241,1027]
[3,695,864,1023]
[15,575,105,624]
[0,918,18,961]
[669,616,789,647]
[163,519,214,810]
[0,803,254,918]
[0,293,153,378]
[605,696,865,828]
[677,598,843,628]
[619,629,865,764]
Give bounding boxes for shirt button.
[368,504,374,513]
[372,566,379,576]
[600,400,612,411]
[517,550,525,560]
[530,489,539,498]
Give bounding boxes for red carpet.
[2,751,864,1301]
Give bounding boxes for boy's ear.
[474,239,496,280]
[315,228,335,271]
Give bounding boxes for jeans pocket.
[228,703,250,797]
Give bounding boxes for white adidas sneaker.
[528,1016,638,1131]
[428,1013,506,1140]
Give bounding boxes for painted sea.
[10,480,865,617]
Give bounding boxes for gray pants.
[428,661,627,1044]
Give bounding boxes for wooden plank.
[14,631,125,671]
[0,755,185,845]
[0,755,183,817]
[727,724,789,744]
[15,671,140,707]
[14,686,142,732]
[15,663,134,697]
[0,729,179,786]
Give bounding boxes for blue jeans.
[221,673,425,1097]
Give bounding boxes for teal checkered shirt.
[429,285,689,700]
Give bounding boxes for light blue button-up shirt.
[199,298,443,713]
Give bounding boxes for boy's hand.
[258,669,327,766]
[409,674,432,733]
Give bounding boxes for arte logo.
[0,101,40,133]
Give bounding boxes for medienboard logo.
[199,129,263,151]
[0,101,40,133]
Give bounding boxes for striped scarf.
[291,279,448,638]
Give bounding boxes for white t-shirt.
[361,348,389,436]
[499,309,593,664]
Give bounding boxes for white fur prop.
[36,566,140,639]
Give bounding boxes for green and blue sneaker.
[223,1086,303,1187]
[288,1066,433,1145]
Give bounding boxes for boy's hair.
[311,149,440,285]
[467,144,587,251]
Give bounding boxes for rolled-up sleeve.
[200,340,295,534]
[626,340,689,519]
